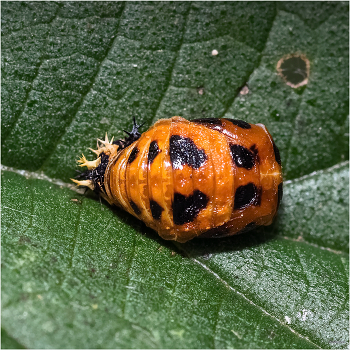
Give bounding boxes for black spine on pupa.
[75,152,110,193]
[75,117,144,194]
[113,117,144,150]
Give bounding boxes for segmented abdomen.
[105,117,282,243]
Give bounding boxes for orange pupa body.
[73,117,282,243]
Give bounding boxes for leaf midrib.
[177,249,322,348]
[2,160,349,349]
[2,160,348,255]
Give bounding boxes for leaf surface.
[2,2,349,349]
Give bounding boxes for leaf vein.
[91,88,128,105]
[67,201,83,270]
[1,2,62,37]
[212,295,224,349]
[40,2,127,168]
[151,3,192,123]
[181,253,322,348]
[122,231,137,318]
[279,236,346,255]
[2,4,62,145]
[218,6,278,118]
[1,326,27,349]
[279,7,338,30]
[284,160,349,185]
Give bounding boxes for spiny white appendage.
[97,133,114,146]
[77,154,101,170]
[72,133,119,191]
[71,178,94,190]
[90,133,118,157]
[88,148,100,156]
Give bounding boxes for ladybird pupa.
[72,117,283,243]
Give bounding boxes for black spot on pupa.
[256,187,262,206]
[200,221,257,238]
[239,221,257,234]
[272,140,281,166]
[199,228,231,238]
[150,200,164,220]
[234,183,260,210]
[277,182,283,209]
[192,118,222,125]
[129,200,141,215]
[230,144,255,169]
[128,147,139,164]
[192,118,224,132]
[173,190,209,225]
[170,135,207,169]
[224,118,251,129]
[250,144,260,164]
[224,222,257,237]
[148,141,161,164]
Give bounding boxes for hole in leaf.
[276,54,310,88]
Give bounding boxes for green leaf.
[1,328,26,349]
[2,2,349,349]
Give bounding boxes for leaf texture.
[2,2,349,349]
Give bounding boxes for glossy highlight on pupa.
[72,117,283,243]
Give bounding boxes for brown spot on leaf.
[277,54,310,88]
[18,236,31,244]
